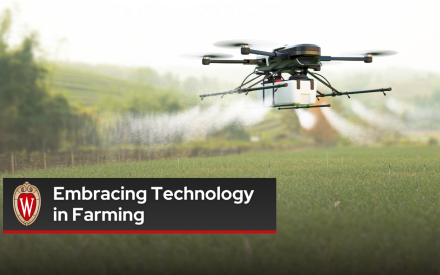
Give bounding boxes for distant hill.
[46,65,198,111]
[48,66,138,106]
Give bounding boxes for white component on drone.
[255,55,269,66]
[257,79,317,107]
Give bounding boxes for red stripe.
[3,230,276,234]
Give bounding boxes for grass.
[1,146,440,274]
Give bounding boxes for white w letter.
[20,197,34,217]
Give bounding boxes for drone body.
[186,41,396,110]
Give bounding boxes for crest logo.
[13,181,41,226]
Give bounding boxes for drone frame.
[198,43,392,110]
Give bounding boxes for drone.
[182,40,396,110]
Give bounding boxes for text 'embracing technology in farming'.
[3,178,276,234]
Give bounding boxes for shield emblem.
[13,181,41,226]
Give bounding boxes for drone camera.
[364,54,372,63]
[202,57,210,65]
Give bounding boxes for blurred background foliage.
[0,8,187,157]
[0,9,74,153]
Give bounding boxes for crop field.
[1,146,440,274]
[49,66,187,107]
[49,66,141,106]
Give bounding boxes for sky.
[1,0,439,81]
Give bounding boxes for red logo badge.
[13,181,41,226]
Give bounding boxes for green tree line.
[0,9,97,155]
[0,8,189,157]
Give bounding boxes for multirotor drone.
[182,40,397,110]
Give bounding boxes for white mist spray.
[98,97,269,147]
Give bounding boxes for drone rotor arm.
[319,55,372,63]
[203,58,266,65]
[241,47,289,60]
[242,48,276,57]
[209,60,252,64]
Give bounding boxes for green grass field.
[1,146,440,274]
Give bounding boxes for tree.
[0,9,83,154]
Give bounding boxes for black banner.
[3,178,276,233]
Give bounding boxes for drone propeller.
[339,50,398,57]
[213,39,277,49]
[179,53,233,59]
